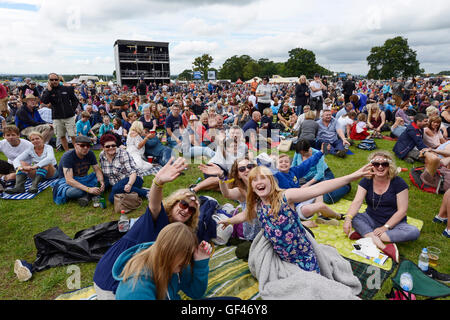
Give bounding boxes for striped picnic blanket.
[0,178,56,200]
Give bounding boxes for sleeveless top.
[257,194,320,273]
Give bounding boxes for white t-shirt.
[336,116,354,133]
[0,139,34,164]
[256,84,272,103]
[248,95,257,107]
[310,81,323,98]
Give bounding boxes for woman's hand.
[373,226,388,238]
[154,157,187,185]
[218,219,233,230]
[343,218,352,236]
[124,183,132,193]
[198,163,224,177]
[194,241,213,261]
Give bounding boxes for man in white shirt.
[38,103,53,124]
[0,125,33,186]
[310,73,327,116]
[255,76,272,113]
[248,93,257,109]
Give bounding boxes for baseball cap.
[75,136,92,144]
[314,73,320,78]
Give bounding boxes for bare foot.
[302,220,318,228]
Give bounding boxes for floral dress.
[257,195,320,273]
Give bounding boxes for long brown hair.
[246,166,284,222]
[120,222,198,300]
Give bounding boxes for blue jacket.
[113,242,209,300]
[393,122,428,159]
[273,151,323,189]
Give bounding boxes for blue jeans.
[315,138,345,155]
[66,187,86,200]
[188,146,216,158]
[322,168,351,204]
[352,212,420,243]
[104,176,147,204]
[154,147,173,166]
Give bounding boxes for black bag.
[31,221,123,273]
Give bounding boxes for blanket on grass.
[0,177,56,200]
[248,230,362,300]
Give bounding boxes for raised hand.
[198,163,224,177]
[194,241,213,261]
[350,163,374,180]
[154,157,187,184]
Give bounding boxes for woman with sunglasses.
[343,151,420,263]
[199,157,261,240]
[98,133,149,204]
[93,156,201,300]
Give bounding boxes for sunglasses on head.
[238,163,256,172]
[178,200,196,216]
[104,144,117,149]
[371,161,390,168]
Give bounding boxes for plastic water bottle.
[400,272,413,292]
[118,210,130,233]
[418,248,429,272]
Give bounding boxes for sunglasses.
[371,161,390,168]
[49,78,59,81]
[178,200,196,216]
[238,163,256,172]
[104,144,117,149]
[78,143,91,148]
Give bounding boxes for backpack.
[357,139,377,151]
[409,167,445,194]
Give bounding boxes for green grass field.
[0,138,448,300]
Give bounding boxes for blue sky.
[0,0,449,76]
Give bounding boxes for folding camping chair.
[387,260,450,300]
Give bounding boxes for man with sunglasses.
[53,135,105,206]
[41,73,79,152]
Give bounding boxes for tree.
[284,48,332,78]
[218,55,254,81]
[177,69,193,81]
[192,54,214,80]
[367,36,423,80]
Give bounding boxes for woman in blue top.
[343,151,420,263]
[113,222,212,300]
[219,163,373,272]
[93,157,201,299]
[292,139,351,204]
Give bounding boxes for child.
[98,115,114,138]
[350,113,370,140]
[219,164,373,273]
[76,111,97,144]
[113,222,212,300]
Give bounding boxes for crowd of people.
[1,71,449,300]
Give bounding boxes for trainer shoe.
[348,230,362,240]
[14,259,33,282]
[77,194,90,207]
[335,150,347,158]
[382,243,399,263]
[433,215,448,224]
[424,266,450,284]
[443,229,450,238]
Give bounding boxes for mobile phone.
[352,244,361,251]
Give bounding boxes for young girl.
[350,113,370,140]
[220,164,373,273]
[113,222,212,300]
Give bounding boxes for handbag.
[278,139,292,152]
[113,192,143,214]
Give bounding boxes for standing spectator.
[79,80,89,100]
[309,73,327,116]
[255,77,272,114]
[294,75,310,115]
[136,78,147,104]
[0,82,9,119]
[391,77,405,108]
[41,73,79,152]
[342,75,356,104]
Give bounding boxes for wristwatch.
[384,224,391,230]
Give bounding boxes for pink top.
[423,128,444,149]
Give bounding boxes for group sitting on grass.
[2,73,450,299]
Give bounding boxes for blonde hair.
[27,131,44,141]
[367,103,380,120]
[129,120,144,135]
[304,110,316,120]
[120,222,198,300]
[368,150,398,180]
[162,189,200,231]
[246,166,284,222]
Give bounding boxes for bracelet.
[152,179,164,188]
[345,215,353,221]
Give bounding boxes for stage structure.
[114,39,170,87]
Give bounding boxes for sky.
[0,0,449,76]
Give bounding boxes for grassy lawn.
[0,138,448,300]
